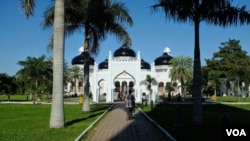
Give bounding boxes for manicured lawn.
[0,94,51,102]
[0,103,111,141]
[1,95,249,141]
[139,97,250,141]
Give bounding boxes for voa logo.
[226,129,246,136]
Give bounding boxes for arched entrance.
[113,71,135,101]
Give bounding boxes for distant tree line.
[0,55,70,96]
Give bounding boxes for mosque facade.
[69,46,181,103]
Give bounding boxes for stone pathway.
[85,102,172,141]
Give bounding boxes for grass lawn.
[0,103,111,141]
[0,94,52,102]
[140,96,250,141]
[1,95,250,141]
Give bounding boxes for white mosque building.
[69,45,181,103]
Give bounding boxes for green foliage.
[68,66,83,91]
[145,74,156,91]
[0,73,16,94]
[169,56,193,83]
[169,56,193,96]
[16,55,53,95]
[165,82,174,92]
[204,39,250,92]
[0,104,111,141]
[43,0,133,54]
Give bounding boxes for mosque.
[68,45,181,103]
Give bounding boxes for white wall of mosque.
[67,46,181,103]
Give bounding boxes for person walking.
[125,89,135,120]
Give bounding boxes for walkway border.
[137,107,176,141]
[74,104,114,141]
[74,103,176,141]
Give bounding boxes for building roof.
[98,59,108,69]
[113,46,136,57]
[71,52,95,65]
[154,47,173,66]
[141,59,151,70]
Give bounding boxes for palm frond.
[19,0,36,18]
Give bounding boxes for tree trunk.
[82,35,90,112]
[83,62,90,112]
[50,0,65,128]
[192,16,203,126]
[181,80,185,100]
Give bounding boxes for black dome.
[114,47,136,57]
[141,59,150,70]
[98,59,108,69]
[154,52,173,66]
[71,52,95,65]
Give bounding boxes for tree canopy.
[16,55,53,97]
[204,39,250,90]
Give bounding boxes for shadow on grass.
[139,101,250,141]
[65,104,112,127]
[65,112,103,127]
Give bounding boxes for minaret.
[108,50,112,60]
[137,51,141,60]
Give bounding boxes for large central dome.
[113,46,136,57]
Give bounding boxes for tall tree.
[43,0,133,112]
[205,39,250,94]
[20,0,65,128]
[169,56,193,99]
[151,0,250,125]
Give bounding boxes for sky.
[1,0,250,76]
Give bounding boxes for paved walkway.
[85,102,173,141]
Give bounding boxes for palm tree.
[20,0,65,128]
[151,0,250,125]
[165,82,174,101]
[17,55,52,104]
[169,56,193,99]
[207,70,220,99]
[145,75,157,102]
[43,0,133,112]
[69,66,83,95]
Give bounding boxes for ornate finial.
[78,46,84,54]
[164,47,171,54]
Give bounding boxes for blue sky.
[1,0,250,76]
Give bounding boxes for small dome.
[98,59,108,69]
[141,59,150,70]
[71,52,95,65]
[114,46,136,57]
[154,47,173,66]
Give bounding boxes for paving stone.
[87,102,169,141]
